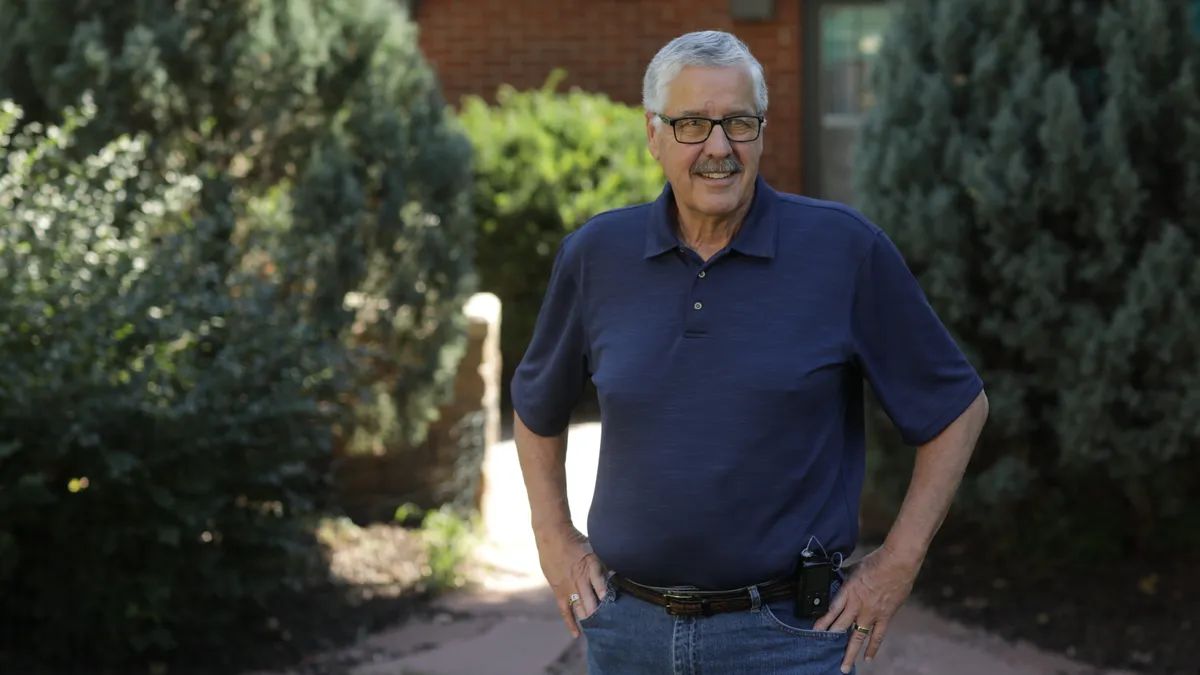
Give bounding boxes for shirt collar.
[644,173,778,259]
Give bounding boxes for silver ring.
[568,593,581,605]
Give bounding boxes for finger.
[569,592,590,622]
[573,578,602,619]
[827,595,864,633]
[864,619,888,661]
[588,561,608,600]
[818,595,858,633]
[812,584,850,631]
[841,624,870,674]
[558,595,581,638]
[573,556,606,616]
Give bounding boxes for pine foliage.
[855,0,1200,556]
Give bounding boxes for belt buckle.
[662,592,712,617]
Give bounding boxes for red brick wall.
[415,0,804,194]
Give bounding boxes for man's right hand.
[534,523,609,638]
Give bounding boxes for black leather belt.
[611,574,796,617]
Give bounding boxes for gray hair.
[642,31,768,120]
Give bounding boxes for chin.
[694,194,741,215]
[689,175,750,213]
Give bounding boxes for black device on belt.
[793,552,835,620]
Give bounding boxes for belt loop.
[748,585,762,613]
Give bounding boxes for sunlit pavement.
[274,420,1138,675]
[335,423,604,675]
[472,420,604,593]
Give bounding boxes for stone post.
[331,292,502,522]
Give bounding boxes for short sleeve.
[850,232,984,446]
[510,233,590,438]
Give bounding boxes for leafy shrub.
[459,71,664,381]
[853,0,1200,558]
[0,0,477,664]
[0,0,477,451]
[0,98,338,663]
[394,502,482,592]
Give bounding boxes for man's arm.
[507,232,599,636]
[816,390,988,673]
[513,410,607,638]
[513,410,572,533]
[880,389,989,567]
[825,223,990,672]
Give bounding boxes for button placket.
[684,262,712,336]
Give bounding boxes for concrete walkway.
[335,422,1135,675]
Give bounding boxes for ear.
[646,112,661,161]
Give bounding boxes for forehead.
[663,65,756,116]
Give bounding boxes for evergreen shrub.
[854,0,1200,558]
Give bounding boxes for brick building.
[412,0,892,203]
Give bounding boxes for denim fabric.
[580,571,853,674]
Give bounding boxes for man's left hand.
[812,545,921,673]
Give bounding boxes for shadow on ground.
[0,518,438,675]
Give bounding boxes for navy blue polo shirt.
[510,174,983,591]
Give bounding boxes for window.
[803,1,891,206]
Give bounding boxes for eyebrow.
[674,109,757,118]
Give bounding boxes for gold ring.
[568,593,581,605]
[854,624,871,634]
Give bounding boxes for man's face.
[646,64,764,219]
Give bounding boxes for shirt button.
[693,302,703,310]
[698,270,706,278]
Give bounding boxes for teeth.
[700,172,731,179]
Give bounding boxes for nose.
[703,122,733,155]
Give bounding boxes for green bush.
[853,0,1200,558]
[0,0,477,665]
[394,502,482,592]
[459,71,664,382]
[0,0,476,451]
[0,98,338,663]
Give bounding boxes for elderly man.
[510,30,988,675]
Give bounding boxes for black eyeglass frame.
[656,113,766,144]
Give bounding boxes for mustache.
[691,158,743,174]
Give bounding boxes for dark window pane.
[816,3,891,204]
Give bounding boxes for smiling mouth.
[697,170,739,180]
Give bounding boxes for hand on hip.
[534,524,609,638]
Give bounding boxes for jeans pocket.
[578,571,618,627]
[758,578,849,641]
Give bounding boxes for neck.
[673,199,753,251]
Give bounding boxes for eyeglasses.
[656,114,765,144]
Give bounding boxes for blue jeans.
[579,571,853,675]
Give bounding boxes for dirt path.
[287,422,1138,675]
